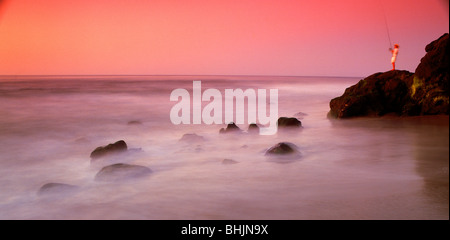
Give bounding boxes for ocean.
[0,75,448,219]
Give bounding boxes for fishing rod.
[379,0,393,49]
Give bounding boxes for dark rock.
[94,163,152,182]
[247,123,260,134]
[37,183,78,196]
[277,117,302,128]
[329,33,449,118]
[265,142,301,163]
[179,133,205,143]
[127,120,142,125]
[329,70,414,118]
[219,122,242,134]
[409,33,449,115]
[90,140,128,159]
[222,159,239,165]
[265,142,299,156]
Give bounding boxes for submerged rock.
[37,183,79,196]
[194,145,203,152]
[128,148,143,154]
[265,142,301,162]
[277,117,302,128]
[329,33,449,118]
[179,133,205,143]
[94,163,152,182]
[222,159,239,165]
[293,112,308,119]
[219,122,242,134]
[90,140,128,160]
[127,120,142,125]
[265,142,299,156]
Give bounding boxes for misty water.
[0,75,448,220]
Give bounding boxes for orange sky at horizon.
[0,0,448,77]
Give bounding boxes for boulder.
[277,117,302,128]
[219,122,242,134]
[329,70,414,118]
[90,140,128,159]
[37,183,78,196]
[265,142,299,156]
[94,163,152,182]
[329,33,449,118]
[247,123,260,134]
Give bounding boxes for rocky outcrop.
[90,140,128,160]
[409,33,449,115]
[277,117,302,128]
[329,70,414,118]
[37,183,78,196]
[329,33,449,118]
[94,163,152,182]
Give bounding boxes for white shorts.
[391,57,397,63]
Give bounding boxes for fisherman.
[389,44,399,70]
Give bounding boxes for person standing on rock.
[389,44,399,70]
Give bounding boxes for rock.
[179,133,205,143]
[265,142,299,156]
[222,159,239,165]
[277,117,302,128]
[37,183,78,196]
[247,123,260,134]
[409,33,449,115]
[94,163,152,182]
[219,122,242,134]
[329,70,414,118]
[127,120,142,125]
[329,33,449,118]
[90,140,128,160]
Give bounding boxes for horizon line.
[0,74,365,79]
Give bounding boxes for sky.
[0,0,448,77]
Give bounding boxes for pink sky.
[0,0,448,77]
